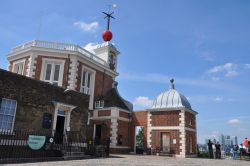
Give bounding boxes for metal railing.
[10,40,109,67]
[0,129,61,162]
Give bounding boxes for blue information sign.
[28,135,46,150]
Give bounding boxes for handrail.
[10,40,108,67]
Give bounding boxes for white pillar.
[147,111,152,148]
[67,56,78,90]
[179,110,186,157]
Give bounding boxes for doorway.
[161,132,170,152]
[55,116,65,144]
[95,124,102,145]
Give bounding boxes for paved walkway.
[2,155,249,166]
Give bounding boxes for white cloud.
[244,64,250,69]
[228,119,241,125]
[133,96,153,108]
[211,77,220,81]
[207,63,239,77]
[213,97,223,102]
[225,70,238,77]
[83,42,98,54]
[74,21,99,32]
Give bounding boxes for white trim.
[0,98,18,132]
[148,107,198,115]
[80,65,96,110]
[90,116,130,122]
[29,54,38,77]
[110,118,118,146]
[185,127,196,132]
[12,59,26,75]
[147,111,152,148]
[67,55,78,90]
[40,58,65,86]
[7,48,118,77]
[150,126,181,130]
[95,107,131,114]
[52,102,76,136]
[179,110,186,156]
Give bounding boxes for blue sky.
[1,0,250,144]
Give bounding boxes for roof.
[150,79,195,113]
[96,82,133,111]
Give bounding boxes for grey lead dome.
[151,79,192,110]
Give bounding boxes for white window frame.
[190,136,193,153]
[40,58,65,86]
[80,70,92,95]
[80,65,96,110]
[0,98,18,132]
[95,100,104,109]
[12,59,26,75]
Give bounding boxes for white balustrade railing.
[10,40,108,67]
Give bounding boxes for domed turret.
[151,79,192,110]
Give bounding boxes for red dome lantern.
[102,30,113,41]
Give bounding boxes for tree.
[136,127,144,147]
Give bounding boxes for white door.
[161,133,170,152]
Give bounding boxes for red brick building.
[5,40,197,157]
[6,40,132,153]
[130,80,198,157]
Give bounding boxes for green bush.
[198,152,210,158]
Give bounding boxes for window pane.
[82,71,86,86]
[45,64,52,80]
[2,122,7,129]
[18,64,23,74]
[7,116,13,123]
[0,99,16,130]
[53,65,60,81]
[7,123,12,130]
[87,73,91,88]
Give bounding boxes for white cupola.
[93,42,120,71]
[151,79,193,111]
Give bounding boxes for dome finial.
[170,78,175,89]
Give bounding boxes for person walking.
[244,138,249,153]
[207,140,214,159]
[232,144,239,160]
[215,142,221,159]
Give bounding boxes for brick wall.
[98,110,111,117]
[86,119,111,142]
[151,111,180,126]
[0,69,89,135]
[130,111,148,149]
[119,111,129,119]
[117,120,130,146]
[185,130,197,155]
[76,61,113,98]
[185,111,196,129]
[151,130,180,155]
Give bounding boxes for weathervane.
[102,4,116,42]
[102,11,115,30]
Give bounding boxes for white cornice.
[7,48,118,77]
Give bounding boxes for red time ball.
[102,30,113,41]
